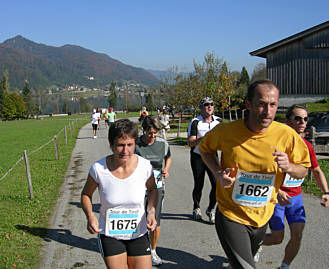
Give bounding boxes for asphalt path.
[39,120,329,269]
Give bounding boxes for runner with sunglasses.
[261,104,329,269]
[187,97,221,223]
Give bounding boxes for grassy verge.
[0,115,88,269]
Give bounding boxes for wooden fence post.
[229,109,232,122]
[23,150,34,200]
[54,135,59,160]
[177,118,181,138]
[307,126,316,182]
[64,126,67,145]
[69,124,72,138]
[242,109,245,119]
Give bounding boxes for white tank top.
[89,155,153,239]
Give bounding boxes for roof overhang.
[250,20,329,58]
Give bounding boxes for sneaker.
[93,135,97,139]
[254,246,262,263]
[192,208,202,220]
[151,251,162,266]
[206,208,215,224]
[278,263,290,269]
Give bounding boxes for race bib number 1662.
[232,171,275,207]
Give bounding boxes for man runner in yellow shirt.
[199,80,310,269]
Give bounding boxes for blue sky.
[2,0,329,75]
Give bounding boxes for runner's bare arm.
[81,174,102,234]
[200,151,236,188]
[273,149,307,179]
[162,156,172,179]
[146,174,158,231]
[311,166,329,207]
[188,135,203,147]
[277,189,292,206]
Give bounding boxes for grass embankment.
[0,115,89,269]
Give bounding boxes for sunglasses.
[294,116,308,122]
[203,103,214,107]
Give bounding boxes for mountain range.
[0,35,159,90]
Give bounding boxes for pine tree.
[238,66,250,86]
[0,70,10,116]
[22,82,36,118]
[107,81,117,108]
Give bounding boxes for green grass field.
[0,115,89,269]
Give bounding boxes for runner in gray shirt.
[135,115,172,266]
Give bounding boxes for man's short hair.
[246,80,278,102]
[285,104,307,120]
[142,115,162,131]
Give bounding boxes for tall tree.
[62,102,67,113]
[145,93,154,111]
[22,82,37,118]
[238,66,250,86]
[0,70,10,115]
[107,81,117,108]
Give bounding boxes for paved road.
[39,122,329,269]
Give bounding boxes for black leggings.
[190,152,217,210]
[215,209,267,269]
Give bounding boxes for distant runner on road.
[81,119,158,269]
[91,108,100,139]
[199,80,311,269]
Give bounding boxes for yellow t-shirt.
[199,119,310,227]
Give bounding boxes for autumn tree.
[191,52,236,112]
[1,91,26,120]
[161,52,246,115]
[173,73,201,115]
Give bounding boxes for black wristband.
[323,192,329,195]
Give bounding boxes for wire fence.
[0,120,79,182]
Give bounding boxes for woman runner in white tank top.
[81,119,158,269]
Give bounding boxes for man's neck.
[245,118,268,134]
[202,113,212,122]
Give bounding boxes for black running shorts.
[98,233,151,257]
